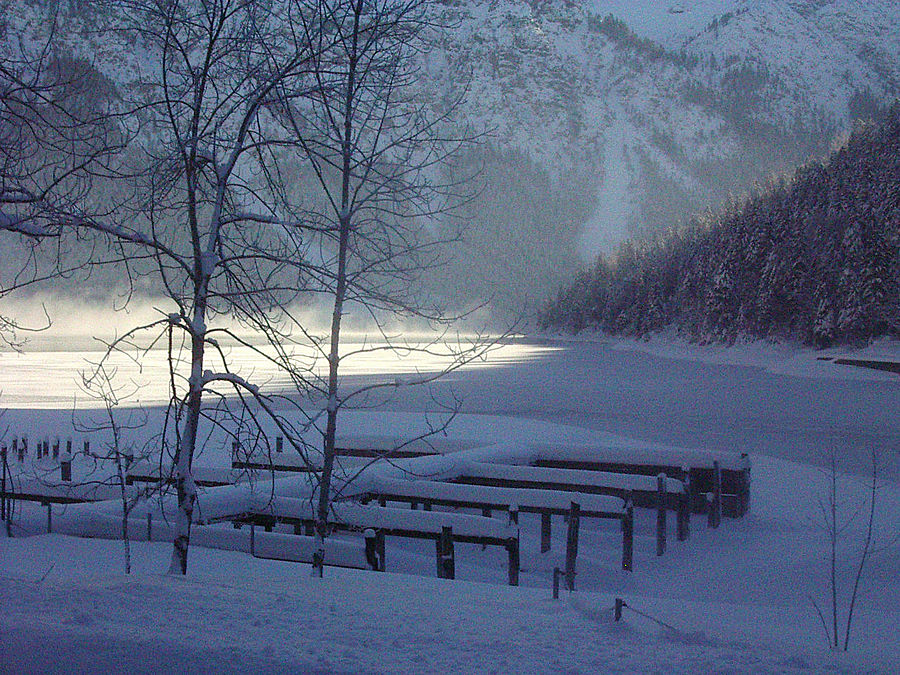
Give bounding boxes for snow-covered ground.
[2,336,898,672]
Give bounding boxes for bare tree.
[811,447,880,651]
[3,0,329,574]
[1,12,130,346]
[274,0,500,576]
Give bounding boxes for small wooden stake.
[146,513,153,541]
[676,488,690,541]
[552,567,561,599]
[507,539,519,586]
[656,474,667,556]
[622,498,634,572]
[709,460,722,529]
[564,501,580,591]
[540,512,552,553]
[46,503,52,533]
[436,526,454,579]
[615,598,624,621]
[275,436,283,453]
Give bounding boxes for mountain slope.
[538,106,900,346]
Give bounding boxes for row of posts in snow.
[0,436,95,482]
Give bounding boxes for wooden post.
[264,517,273,533]
[738,453,751,517]
[364,529,379,571]
[231,440,240,465]
[1,446,7,521]
[60,453,72,482]
[656,474,667,556]
[436,526,454,579]
[378,496,386,507]
[552,567,561,599]
[293,522,303,535]
[22,436,28,458]
[410,500,419,511]
[508,504,519,527]
[275,436,283,453]
[676,488,690,541]
[83,439,90,456]
[13,438,22,463]
[304,522,314,536]
[507,539,519,586]
[540,512,552,553]
[481,507,492,518]
[146,513,153,541]
[614,598,624,621]
[622,498,634,572]
[52,439,60,460]
[46,503,52,533]
[250,522,256,556]
[423,501,432,512]
[709,460,722,529]
[564,501,580,591]
[376,529,386,572]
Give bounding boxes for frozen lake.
[1,335,897,479]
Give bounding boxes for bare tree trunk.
[168,327,205,576]
[843,450,878,651]
[313,3,361,576]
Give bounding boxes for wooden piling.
[1,446,7,520]
[622,497,634,572]
[676,487,690,541]
[540,512,551,553]
[376,529,386,571]
[656,474,667,556]
[614,598,624,621]
[507,539,519,586]
[365,529,379,571]
[436,526,454,579]
[709,460,722,528]
[564,501,580,591]
[275,436,283,453]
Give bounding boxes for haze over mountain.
[4,0,900,313]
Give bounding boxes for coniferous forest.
[540,105,900,347]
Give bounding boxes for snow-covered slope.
[5,0,900,259]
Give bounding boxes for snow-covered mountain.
[427,0,900,254]
[4,0,899,301]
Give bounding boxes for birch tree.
[275,0,496,576]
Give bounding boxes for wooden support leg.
[709,461,722,529]
[365,529,379,571]
[436,527,454,579]
[376,530,386,572]
[677,491,690,541]
[656,474,667,556]
[507,539,520,587]
[564,502,580,591]
[540,512,552,553]
[622,499,634,572]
